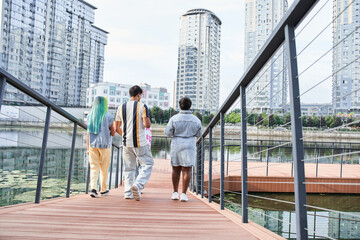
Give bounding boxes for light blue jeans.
[123,145,154,198]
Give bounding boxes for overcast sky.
[1,0,334,107]
[86,0,334,107]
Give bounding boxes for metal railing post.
[226,145,230,175]
[115,147,120,188]
[86,161,90,194]
[240,85,248,223]
[0,77,6,111]
[259,140,263,162]
[209,127,213,203]
[201,136,205,198]
[285,24,308,239]
[66,122,77,198]
[196,143,201,195]
[315,148,319,178]
[120,146,124,185]
[35,106,52,204]
[266,147,270,176]
[220,111,225,210]
[109,145,114,190]
[340,149,344,178]
[191,168,195,192]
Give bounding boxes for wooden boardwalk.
[0,160,284,240]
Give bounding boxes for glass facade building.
[332,0,360,115]
[244,0,288,113]
[0,0,108,106]
[174,9,221,113]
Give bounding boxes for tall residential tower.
[244,0,288,113]
[332,0,360,115]
[174,9,221,113]
[0,0,108,106]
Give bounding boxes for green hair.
[88,96,108,134]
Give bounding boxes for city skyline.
[0,0,337,111]
[84,0,334,111]
[0,0,108,106]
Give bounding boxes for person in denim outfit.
[164,97,202,202]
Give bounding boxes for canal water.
[0,129,359,239]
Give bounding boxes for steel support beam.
[115,147,120,188]
[285,24,308,240]
[208,127,213,203]
[196,143,200,194]
[0,77,6,111]
[35,106,52,204]
[86,161,90,194]
[66,123,77,198]
[240,85,248,223]
[120,147,124,185]
[109,146,114,190]
[220,112,225,210]
[201,137,205,198]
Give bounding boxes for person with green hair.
[87,96,116,198]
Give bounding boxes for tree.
[256,114,263,126]
[273,114,281,126]
[208,113,214,123]
[261,112,268,127]
[248,113,258,125]
[347,117,354,127]
[302,115,308,127]
[269,114,274,127]
[307,116,313,127]
[151,106,163,124]
[325,115,333,128]
[319,116,326,129]
[194,111,202,122]
[311,116,319,128]
[285,114,291,125]
[332,117,341,128]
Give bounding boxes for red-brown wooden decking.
[0,159,284,240]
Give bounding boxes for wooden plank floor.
[0,162,284,240]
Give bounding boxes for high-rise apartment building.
[174,9,221,113]
[332,0,360,115]
[244,0,288,113]
[0,0,108,106]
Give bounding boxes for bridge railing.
[0,68,123,205]
[192,0,360,239]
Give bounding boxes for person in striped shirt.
[115,85,153,201]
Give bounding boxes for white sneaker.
[180,193,188,202]
[171,192,179,200]
[131,184,141,201]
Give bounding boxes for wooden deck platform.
[0,160,284,240]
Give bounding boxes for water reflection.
[218,193,360,239]
[151,137,360,164]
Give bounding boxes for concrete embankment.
[151,125,360,142]
[1,122,359,142]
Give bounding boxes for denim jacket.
[164,110,202,138]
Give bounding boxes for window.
[104,89,108,94]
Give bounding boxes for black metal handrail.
[0,68,123,204]
[193,1,319,239]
